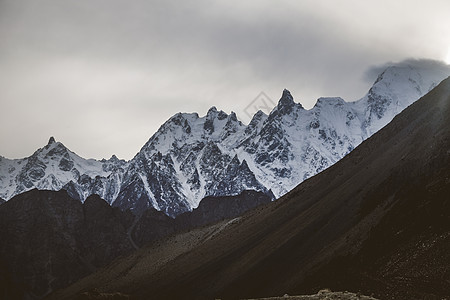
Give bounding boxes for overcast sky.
[1,0,450,160]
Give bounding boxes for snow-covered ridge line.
[1,62,449,217]
[0,137,128,202]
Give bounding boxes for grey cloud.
[1,0,449,159]
[364,59,450,83]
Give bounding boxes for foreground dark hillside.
[47,77,450,300]
[0,190,135,300]
[0,188,270,300]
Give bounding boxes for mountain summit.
[0,138,127,203]
[276,89,300,114]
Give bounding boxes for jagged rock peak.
[108,154,122,162]
[100,154,126,164]
[207,106,218,115]
[48,136,56,145]
[282,88,293,100]
[276,89,302,114]
[253,110,266,119]
[206,106,230,121]
[229,111,237,121]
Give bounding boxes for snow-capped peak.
[207,106,218,115]
[275,89,297,114]
[48,136,56,145]
[0,137,128,203]
[354,62,450,135]
[314,97,346,108]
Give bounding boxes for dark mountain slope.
[0,188,270,300]
[132,190,272,247]
[47,77,450,300]
[174,190,272,230]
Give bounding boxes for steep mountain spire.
[207,106,218,116]
[276,89,302,115]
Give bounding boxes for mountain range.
[0,61,449,217]
[46,71,450,300]
[0,62,449,300]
